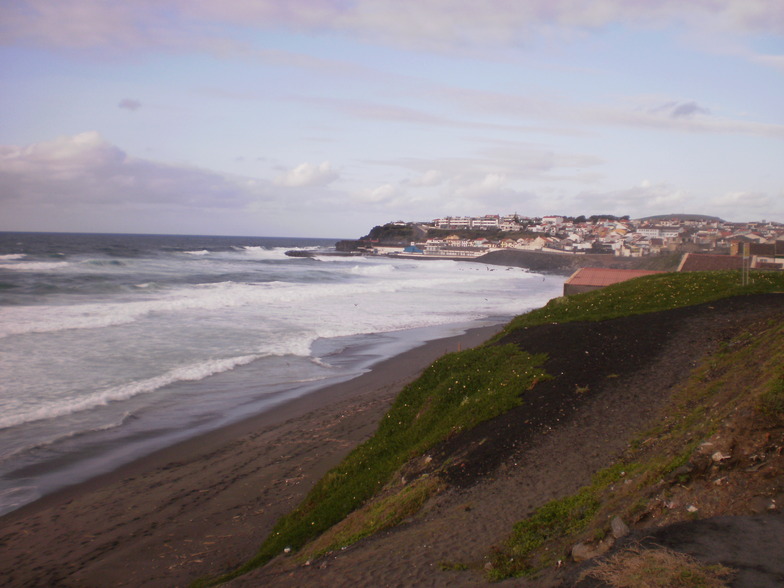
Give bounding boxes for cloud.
[357,183,399,204]
[749,52,784,72]
[118,98,142,111]
[407,169,445,187]
[274,161,338,188]
[650,101,710,119]
[713,191,771,209]
[576,181,688,217]
[450,173,509,202]
[381,140,603,189]
[183,1,784,52]
[710,191,784,222]
[0,132,265,209]
[426,82,784,138]
[4,1,782,55]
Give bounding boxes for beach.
[0,324,503,587]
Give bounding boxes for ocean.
[0,232,563,516]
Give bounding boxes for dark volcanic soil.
[237,293,784,587]
[435,293,784,488]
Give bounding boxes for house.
[563,268,665,296]
[677,253,743,272]
[372,245,406,255]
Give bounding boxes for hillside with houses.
[341,213,784,271]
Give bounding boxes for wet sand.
[0,324,503,588]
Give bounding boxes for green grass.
[487,463,637,579]
[299,474,443,561]
[203,344,549,585]
[759,370,784,416]
[501,270,784,334]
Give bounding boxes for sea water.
[0,232,563,515]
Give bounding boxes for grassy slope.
[202,270,784,585]
[503,270,783,332]
[488,299,784,581]
[203,345,550,584]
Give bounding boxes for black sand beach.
[0,324,503,587]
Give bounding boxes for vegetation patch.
[580,545,735,587]
[501,270,784,335]
[486,311,784,582]
[298,474,444,562]
[759,369,784,417]
[205,344,549,584]
[486,464,636,579]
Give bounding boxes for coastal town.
[352,213,784,271]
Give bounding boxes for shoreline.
[0,322,505,587]
[1,321,506,520]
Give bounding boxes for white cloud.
[0,133,384,235]
[274,161,338,188]
[749,53,784,72]
[184,1,784,52]
[450,173,508,201]
[4,1,782,54]
[0,132,266,210]
[355,183,399,204]
[407,169,444,187]
[712,191,772,211]
[382,141,603,190]
[709,191,783,222]
[576,181,688,217]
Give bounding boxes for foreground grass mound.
[206,344,548,584]
[204,270,784,585]
[502,269,784,333]
[581,546,735,587]
[487,292,784,581]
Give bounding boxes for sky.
[1,1,783,239]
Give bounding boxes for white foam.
[0,413,134,463]
[235,246,293,260]
[183,249,211,255]
[0,260,552,339]
[0,254,26,261]
[0,261,71,271]
[0,486,39,513]
[348,263,396,276]
[0,355,262,429]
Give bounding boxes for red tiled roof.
[564,267,664,287]
[678,253,743,272]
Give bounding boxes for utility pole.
[741,242,751,286]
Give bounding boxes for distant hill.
[637,213,724,223]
